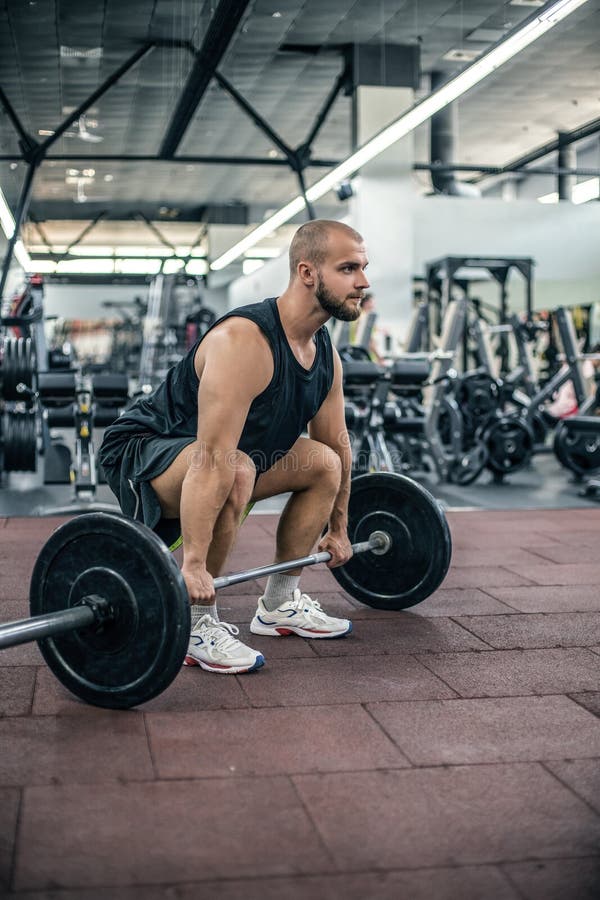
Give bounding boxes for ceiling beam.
[415,163,600,177]
[0,154,341,167]
[159,0,252,159]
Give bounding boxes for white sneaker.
[184,615,265,673]
[250,590,352,639]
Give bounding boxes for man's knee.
[225,452,256,516]
[306,441,342,493]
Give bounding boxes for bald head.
[289,219,364,279]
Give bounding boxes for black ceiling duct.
[429,71,479,198]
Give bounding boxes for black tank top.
[100,298,335,474]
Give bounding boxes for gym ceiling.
[0,0,598,279]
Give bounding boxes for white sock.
[191,604,218,630]
[262,574,300,612]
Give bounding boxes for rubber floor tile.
[284,566,338,591]
[544,759,600,814]
[410,588,516,617]
[478,584,600,613]
[415,648,600,697]
[449,547,547,567]
[569,692,600,717]
[214,578,263,597]
[4,517,69,536]
[15,778,333,889]
[454,612,600,649]
[0,579,29,603]
[32,664,251,715]
[447,531,560,550]
[535,529,600,548]
[309,616,488,656]
[83,867,520,900]
[0,600,29,620]
[441,567,535,589]
[146,704,409,778]
[504,563,600,586]
[366,696,600,765]
[292,764,600,869]
[0,667,35,716]
[237,654,456,706]
[0,788,19,891]
[527,543,600,564]
[448,516,556,533]
[235,628,319,659]
[503,858,600,900]
[0,641,43,667]
[0,714,154,786]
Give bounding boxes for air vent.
[443,48,483,62]
[60,46,103,59]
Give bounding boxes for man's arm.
[308,347,354,566]
[180,319,272,599]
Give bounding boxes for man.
[99,219,370,674]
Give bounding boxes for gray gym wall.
[42,282,229,322]
[227,194,600,340]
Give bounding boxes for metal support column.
[558,131,576,200]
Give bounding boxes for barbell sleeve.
[0,605,96,650]
[213,533,383,591]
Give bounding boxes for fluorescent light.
[70,245,115,256]
[14,240,32,270]
[243,247,283,259]
[242,259,265,275]
[115,258,162,275]
[0,187,16,238]
[538,191,558,203]
[211,0,590,271]
[185,259,209,275]
[163,258,186,274]
[211,196,305,270]
[29,259,58,274]
[56,258,115,274]
[115,245,173,257]
[573,177,600,204]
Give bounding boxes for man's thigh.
[251,436,338,502]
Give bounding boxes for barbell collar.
[213,531,388,591]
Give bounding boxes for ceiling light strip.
[211,0,589,271]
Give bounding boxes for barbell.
[0,472,452,709]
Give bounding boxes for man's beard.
[315,276,362,321]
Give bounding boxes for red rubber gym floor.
[0,508,599,900]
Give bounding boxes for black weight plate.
[3,410,37,472]
[331,472,452,610]
[484,417,534,475]
[448,442,488,486]
[554,423,600,475]
[30,513,190,709]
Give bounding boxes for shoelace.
[195,615,243,652]
[290,591,329,621]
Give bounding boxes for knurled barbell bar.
[0,472,452,710]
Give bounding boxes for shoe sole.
[183,654,265,673]
[250,621,352,639]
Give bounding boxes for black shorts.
[100,432,196,548]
